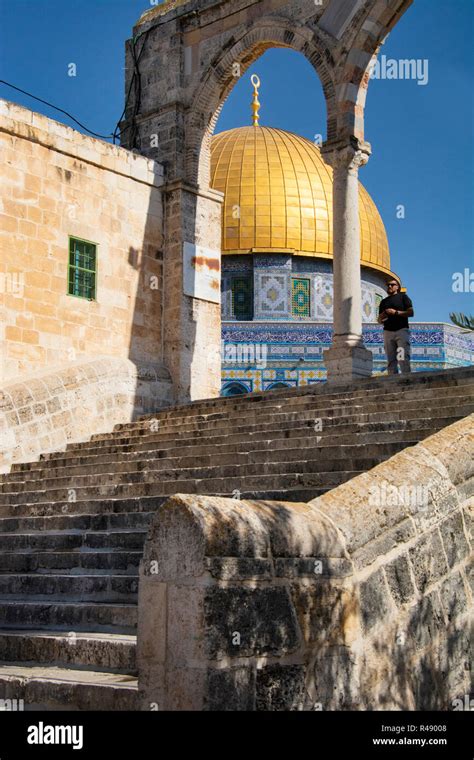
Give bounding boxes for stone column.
[322,138,373,383]
[163,180,223,403]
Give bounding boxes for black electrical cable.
[114,26,151,146]
[1,4,199,147]
[1,26,150,145]
[0,80,115,140]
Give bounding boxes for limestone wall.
[0,99,165,382]
[0,356,172,473]
[138,414,473,710]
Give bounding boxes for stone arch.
[267,382,291,390]
[121,0,414,399]
[222,381,249,397]
[331,0,414,141]
[186,17,337,187]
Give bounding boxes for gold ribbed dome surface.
[211,126,391,275]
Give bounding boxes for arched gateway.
[120,0,413,402]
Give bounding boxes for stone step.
[0,443,395,493]
[11,469,350,503]
[0,574,138,602]
[0,630,137,674]
[0,550,142,574]
[0,428,446,500]
[5,415,458,483]
[37,401,474,463]
[56,388,468,447]
[11,402,470,483]
[0,486,329,520]
[123,369,474,424]
[0,600,137,633]
[0,496,168,519]
[111,382,474,434]
[0,471,360,516]
[0,366,471,712]
[0,530,147,551]
[0,511,154,533]
[100,403,471,445]
[69,392,473,449]
[0,664,138,710]
[0,441,406,505]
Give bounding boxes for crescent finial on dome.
[251,74,261,127]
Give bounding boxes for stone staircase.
[0,367,473,710]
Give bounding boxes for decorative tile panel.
[257,273,288,316]
[230,276,253,320]
[291,278,311,317]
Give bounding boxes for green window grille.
[231,276,253,320]
[68,237,97,300]
[291,278,311,317]
[375,293,383,313]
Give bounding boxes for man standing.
[378,278,414,374]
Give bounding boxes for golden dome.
[210,126,392,276]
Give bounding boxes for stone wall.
[0,356,172,473]
[0,99,165,382]
[137,414,473,710]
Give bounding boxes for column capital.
[321,136,372,173]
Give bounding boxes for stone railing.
[0,356,173,473]
[137,414,473,710]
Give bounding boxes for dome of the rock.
[211,125,392,277]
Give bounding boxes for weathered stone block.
[256,663,306,711]
[406,591,445,651]
[352,518,415,569]
[359,569,392,632]
[440,512,470,568]
[439,572,468,623]
[290,581,350,646]
[408,652,443,710]
[275,557,353,578]
[409,531,449,592]
[205,556,273,580]
[206,666,256,711]
[312,647,359,710]
[204,586,300,658]
[384,554,415,607]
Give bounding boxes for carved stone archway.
[121,0,413,401]
[185,16,337,187]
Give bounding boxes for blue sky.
[1,0,473,323]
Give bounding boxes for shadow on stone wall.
[137,413,473,710]
[124,171,175,417]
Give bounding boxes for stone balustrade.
[138,414,473,710]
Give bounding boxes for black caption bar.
[0,710,472,758]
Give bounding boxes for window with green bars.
[68,237,97,300]
[231,276,253,320]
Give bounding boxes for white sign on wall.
[183,242,220,304]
